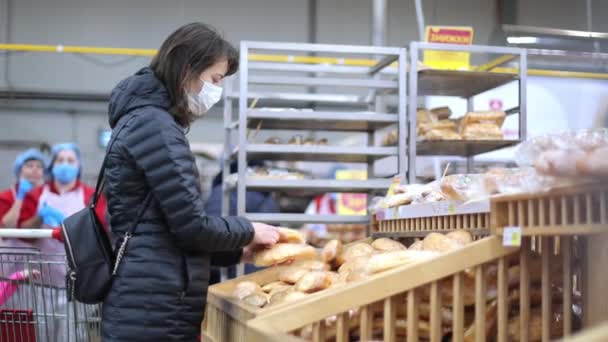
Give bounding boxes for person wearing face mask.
[101,22,279,341]
[0,149,46,229]
[19,143,107,234]
[14,143,105,341]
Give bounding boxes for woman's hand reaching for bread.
[251,222,280,246]
[242,222,280,263]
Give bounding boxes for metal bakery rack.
[222,41,408,225]
[373,42,528,239]
[407,42,528,182]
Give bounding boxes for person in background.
[19,143,106,233]
[205,160,280,284]
[0,149,46,228]
[15,143,105,341]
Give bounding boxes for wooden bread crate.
[246,235,585,341]
[490,183,608,237]
[203,239,372,342]
[491,182,608,328]
[374,200,490,238]
[203,265,289,342]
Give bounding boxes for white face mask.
[187,80,223,117]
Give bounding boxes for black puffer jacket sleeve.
[124,111,254,253]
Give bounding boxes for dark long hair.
[150,22,239,127]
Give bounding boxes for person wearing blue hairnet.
[0,149,46,228]
[19,143,106,233]
[16,143,106,341]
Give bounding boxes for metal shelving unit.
[223,41,407,225]
[407,42,528,181]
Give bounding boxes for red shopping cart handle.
[0,309,36,342]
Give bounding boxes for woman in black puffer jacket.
[101,23,279,341]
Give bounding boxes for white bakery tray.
[376,199,490,221]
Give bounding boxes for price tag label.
[392,207,399,219]
[448,203,456,215]
[503,226,522,247]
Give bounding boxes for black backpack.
[61,117,151,304]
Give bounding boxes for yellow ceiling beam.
[0,43,607,80]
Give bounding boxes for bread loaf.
[462,123,503,140]
[283,291,309,303]
[279,267,310,284]
[368,250,439,274]
[422,233,464,253]
[321,239,343,265]
[336,243,374,266]
[431,106,452,120]
[446,230,473,245]
[422,128,463,140]
[461,111,505,127]
[232,281,262,300]
[408,240,423,250]
[261,281,292,294]
[242,292,269,307]
[295,271,333,293]
[277,227,306,244]
[253,243,317,267]
[371,238,407,252]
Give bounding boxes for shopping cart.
[0,229,101,342]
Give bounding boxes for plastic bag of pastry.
[417,108,437,125]
[417,190,445,203]
[386,193,414,208]
[261,281,292,294]
[535,148,588,177]
[253,243,317,267]
[321,239,343,265]
[440,173,490,202]
[242,291,269,308]
[461,122,503,140]
[336,243,374,266]
[422,128,463,141]
[371,238,406,252]
[316,138,328,145]
[367,250,439,274]
[408,239,423,250]
[232,281,262,300]
[422,232,465,253]
[445,230,473,245]
[431,106,452,120]
[460,110,505,127]
[577,145,608,177]
[277,227,306,244]
[515,129,608,167]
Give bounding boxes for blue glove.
[16,178,33,200]
[38,203,65,227]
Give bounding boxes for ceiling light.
[507,36,539,44]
